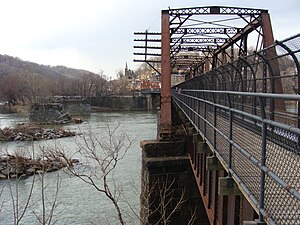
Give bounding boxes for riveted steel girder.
[171,37,227,44]
[171,27,241,35]
[168,6,267,16]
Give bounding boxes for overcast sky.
[0,0,299,78]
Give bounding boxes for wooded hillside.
[0,54,108,104]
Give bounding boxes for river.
[0,111,157,225]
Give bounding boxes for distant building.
[124,63,185,92]
[171,73,185,86]
[141,80,161,91]
[124,63,136,81]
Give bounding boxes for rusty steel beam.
[213,18,261,55]
[171,27,241,35]
[172,55,205,60]
[172,60,204,65]
[261,12,285,111]
[204,57,210,73]
[160,10,172,137]
[172,58,204,64]
[171,37,227,44]
[133,5,278,134]
[168,6,267,16]
[172,45,218,53]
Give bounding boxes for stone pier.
[140,139,210,225]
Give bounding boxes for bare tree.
[50,123,133,225]
[94,70,108,97]
[32,148,62,225]
[48,123,197,225]
[139,176,190,225]
[20,71,50,104]
[32,173,61,225]
[0,185,4,214]
[0,147,61,225]
[1,124,197,225]
[155,177,186,225]
[0,74,24,106]
[123,175,197,225]
[6,169,35,225]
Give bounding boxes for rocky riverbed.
[0,124,76,141]
[0,154,79,180]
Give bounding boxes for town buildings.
[124,63,185,92]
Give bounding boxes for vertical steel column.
[221,50,227,65]
[230,45,234,62]
[261,12,285,111]
[204,56,210,73]
[160,10,172,137]
[261,12,275,51]
[212,54,218,69]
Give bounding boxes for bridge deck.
[173,91,300,225]
[217,111,299,224]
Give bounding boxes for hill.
[0,54,108,104]
[0,54,92,80]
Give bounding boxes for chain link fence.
[172,34,300,225]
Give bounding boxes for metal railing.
[177,34,300,128]
[172,34,300,225]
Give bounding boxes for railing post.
[204,93,207,137]
[255,51,276,121]
[258,97,267,225]
[227,93,233,175]
[213,92,217,149]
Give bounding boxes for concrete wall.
[63,102,91,116]
[0,105,11,114]
[89,95,160,111]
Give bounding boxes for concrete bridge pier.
[145,94,153,110]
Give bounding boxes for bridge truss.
[134,6,299,225]
[134,6,273,74]
[134,6,280,136]
[172,33,300,225]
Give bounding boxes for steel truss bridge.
[135,6,299,225]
